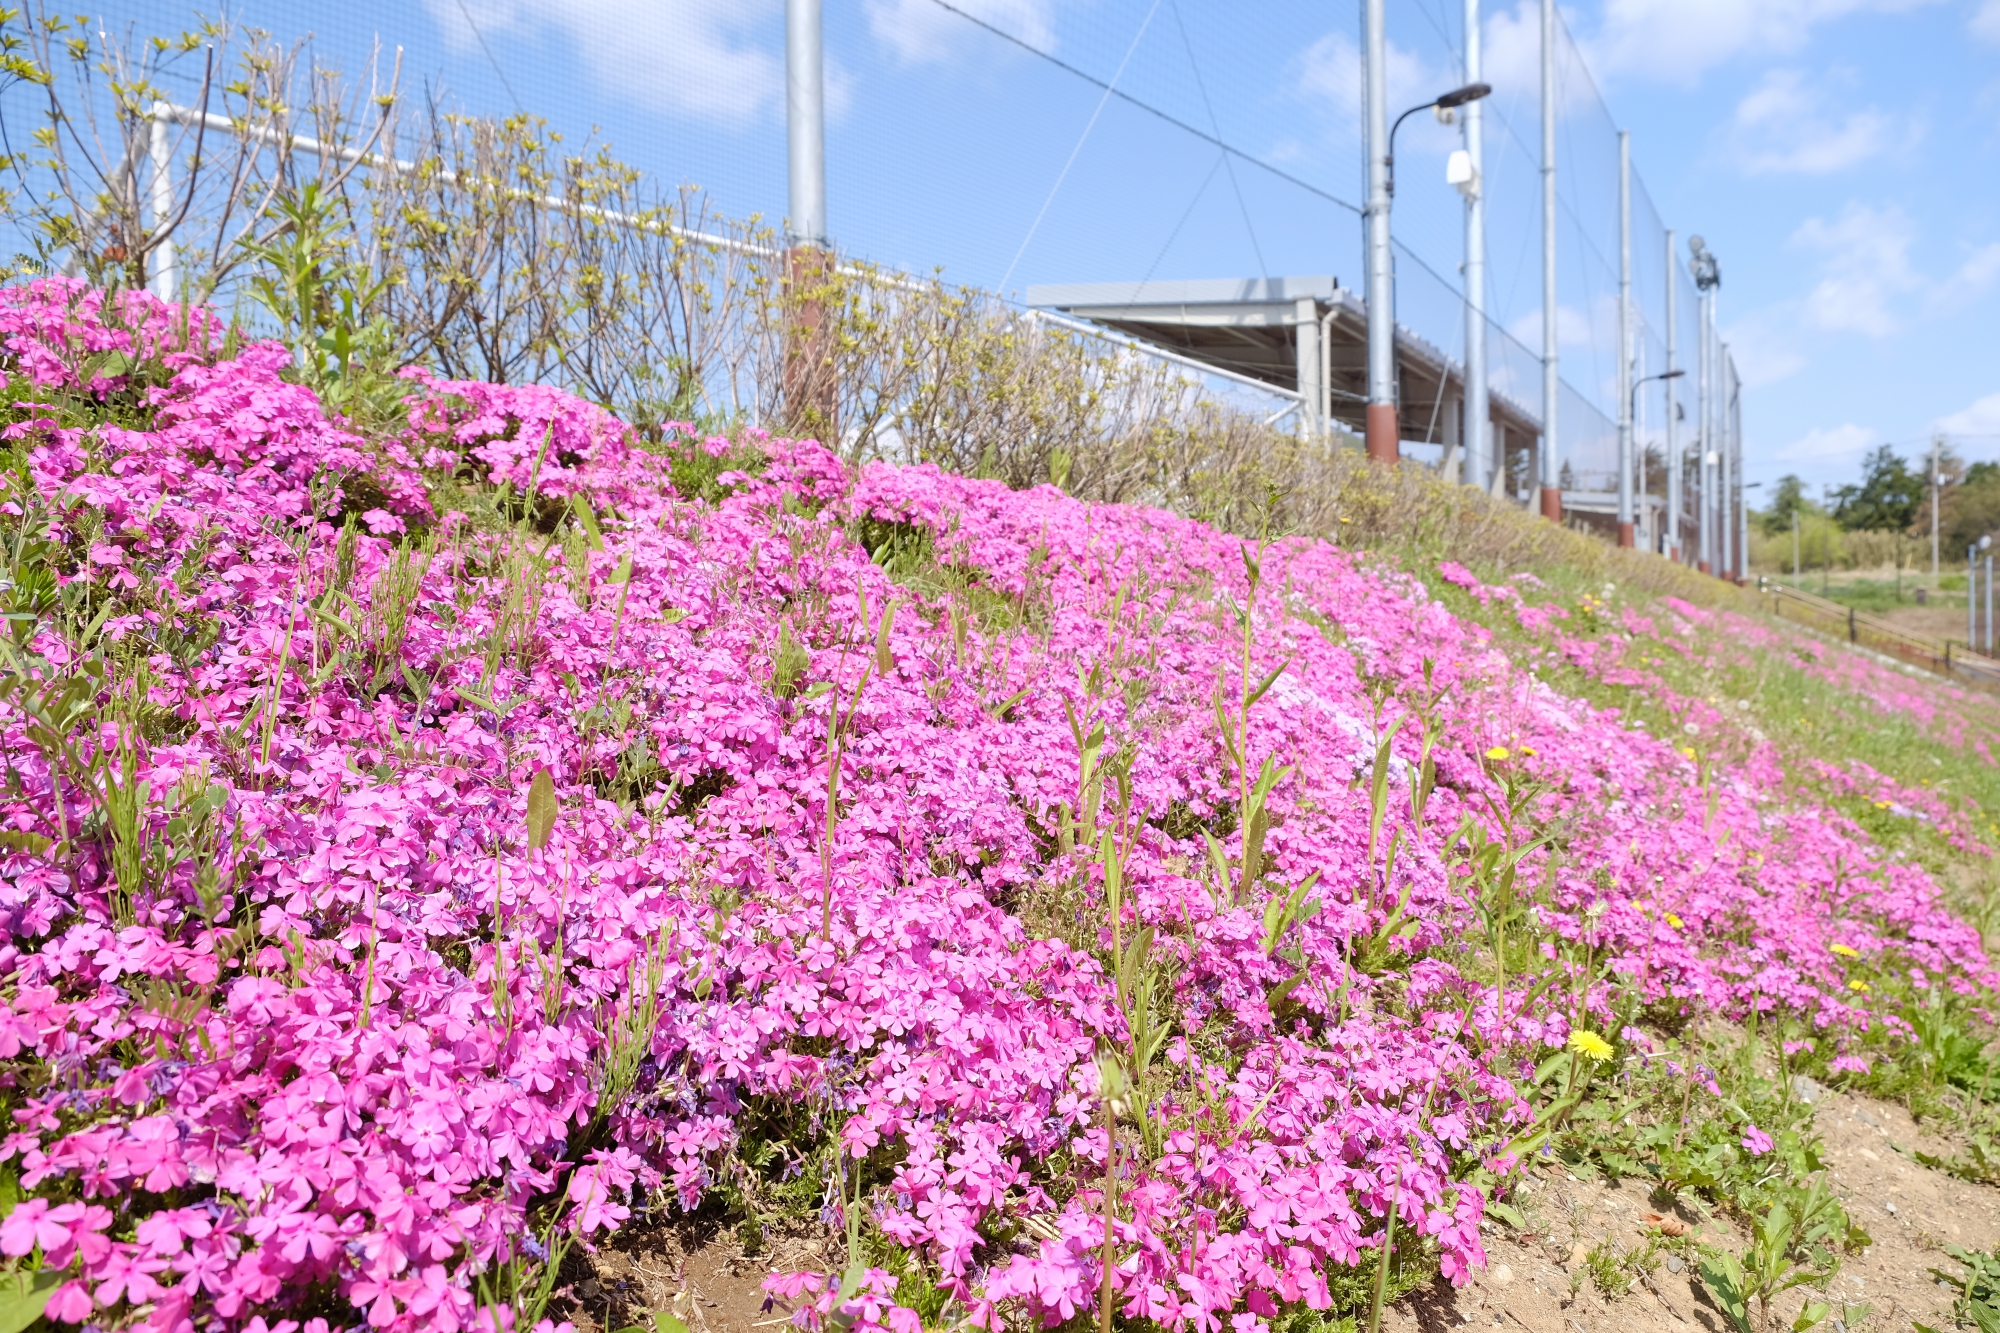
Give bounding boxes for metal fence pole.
[1537,0,1561,521]
[1363,0,1398,465]
[1616,131,1633,548]
[1462,0,1489,491]
[1664,228,1678,560]
[147,104,177,302]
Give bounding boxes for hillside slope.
[0,281,1994,1333]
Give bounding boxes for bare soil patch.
[561,1087,2000,1333]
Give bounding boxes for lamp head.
[1435,81,1492,109]
[1660,369,1686,381]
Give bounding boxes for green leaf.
[1792,1301,1830,1332]
[653,1314,691,1333]
[0,1267,59,1333]
[1484,1201,1526,1229]
[1697,1251,1753,1333]
[526,770,558,851]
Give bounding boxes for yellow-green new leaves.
[526,769,558,851]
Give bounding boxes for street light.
[1367,78,1492,465]
[1386,83,1492,199]
[1626,368,1685,549]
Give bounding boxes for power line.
[923,0,1362,218]
[452,0,524,114]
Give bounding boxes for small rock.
[580,1280,602,1300]
[1791,1074,1825,1104]
[1570,1243,1590,1268]
[1855,1110,1880,1126]
[1885,1202,1898,1215]
[1859,1148,1879,1161]
[1491,1265,1514,1286]
[1666,1256,1685,1274]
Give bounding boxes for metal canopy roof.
[1027,276,1541,448]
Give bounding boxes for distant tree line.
[1757,444,2000,555]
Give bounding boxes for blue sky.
[122,0,2000,496]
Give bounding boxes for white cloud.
[1581,0,1941,83]
[1943,243,2000,304]
[1730,69,1900,174]
[1937,392,2000,437]
[423,0,788,126]
[1776,422,1877,464]
[865,0,1055,63]
[1504,301,1609,351]
[1721,308,1807,388]
[1287,30,1457,153]
[1790,202,1921,336]
[1975,0,2000,43]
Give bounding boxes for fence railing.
[1757,578,2000,690]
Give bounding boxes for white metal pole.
[1720,337,1734,579]
[1664,228,1679,561]
[1462,0,1488,491]
[785,0,827,248]
[1537,0,1559,520]
[1616,130,1633,547]
[147,103,176,301]
[1363,0,1397,465]
[1697,287,1712,572]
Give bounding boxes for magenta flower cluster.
[0,279,1990,1333]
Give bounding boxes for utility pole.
[1664,228,1679,562]
[1932,433,1942,578]
[1726,349,1741,581]
[1363,0,1397,465]
[1461,0,1488,492]
[1616,131,1634,548]
[1792,508,1799,580]
[1538,0,1561,522]
[785,0,833,435]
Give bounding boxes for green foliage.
[1697,1177,1846,1333]
[0,1266,59,1333]
[1917,1246,2000,1333]
[650,431,769,505]
[1829,445,1922,533]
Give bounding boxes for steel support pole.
[147,104,176,302]
[1664,228,1679,561]
[1462,0,1489,491]
[1616,131,1633,548]
[1987,555,1994,653]
[784,0,833,436]
[1696,288,1712,575]
[1363,0,1398,464]
[1537,0,1560,520]
[1720,340,1734,580]
[1970,547,1977,652]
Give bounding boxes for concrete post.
[1295,296,1323,441]
[1462,0,1488,492]
[1363,0,1398,464]
[1537,0,1561,521]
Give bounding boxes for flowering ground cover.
[0,280,1994,1333]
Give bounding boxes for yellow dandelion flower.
[1665,913,1684,929]
[1519,744,1538,757]
[1849,979,1871,993]
[1485,746,1511,761]
[1830,943,1860,958]
[1568,1030,1614,1061]
[1681,746,1696,759]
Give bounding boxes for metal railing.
[1757,578,2000,689]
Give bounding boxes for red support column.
[1539,486,1562,523]
[1365,404,1400,465]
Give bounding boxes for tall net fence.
[0,0,1742,552]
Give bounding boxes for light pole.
[1664,228,1680,561]
[1538,0,1560,522]
[785,0,832,434]
[1364,62,1491,466]
[1627,368,1684,551]
[1973,535,1993,653]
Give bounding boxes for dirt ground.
[568,1085,2000,1333]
